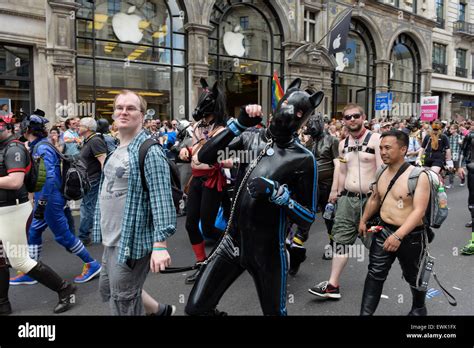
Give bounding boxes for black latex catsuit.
[461,130,474,232]
[185,79,323,315]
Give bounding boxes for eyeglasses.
[343,113,362,121]
[114,106,142,113]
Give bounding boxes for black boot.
[26,262,77,314]
[360,277,385,316]
[408,287,427,316]
[288,244,306,276]
[0,266,12,315]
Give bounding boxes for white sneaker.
[445,185,452,189]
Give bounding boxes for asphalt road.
[7,176,474,316]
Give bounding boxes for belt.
[381,220,425,234]
[0,197,29,207]
[340,190,369,199]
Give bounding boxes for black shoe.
[54,283,77,314]
[149,304,176,316]
[202,308,228,316]
[185,268,201,285]
[0,300,12,315]
[80,238,92,246]
[288,244,306,276]
[465,221,472,228]
[408,306,428,316]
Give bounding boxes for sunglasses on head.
[343,113,362,121]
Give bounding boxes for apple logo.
[332,34,341,50]
[223,25,246,57]
[112,6,143,44]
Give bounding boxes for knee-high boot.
[26,261,77,314]
[0,266,11,315]
[408,287,427,316]
[360,277,385,316]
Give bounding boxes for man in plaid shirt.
[446,124,465,188]
[93,90,176,315]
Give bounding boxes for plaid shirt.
[448,132,462,161]
[93,129,176,263]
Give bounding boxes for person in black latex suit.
[287,114,339,275]
[460,124,474,255]
[184,78,323,316]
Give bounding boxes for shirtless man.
[308,103,382,299]
[358,130,430,315]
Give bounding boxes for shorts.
[331,194,368,246]
[423,157,444,168]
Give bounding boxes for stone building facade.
[1,0,462,123]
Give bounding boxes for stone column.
[184,23,213,115]
[442,92,452,121]
[420,69,432,97]
[374,59,391,94]
[46,0,80,122]
[374,59,391,119]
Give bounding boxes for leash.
[161,136,274,274]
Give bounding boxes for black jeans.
[185,176,225,245]
[367,225,426,286]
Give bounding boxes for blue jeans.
[78,179,100,241]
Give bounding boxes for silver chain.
[203,138,274,264]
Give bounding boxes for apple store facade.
[75,0,188,121]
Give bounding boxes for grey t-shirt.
[100,145,129,247]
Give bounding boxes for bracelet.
[152,247,167,251]
[392,233,402,242]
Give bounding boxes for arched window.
[76,0,187,121]
[333,20,376,119]
[389,34,421,116]
[208,0,284,118]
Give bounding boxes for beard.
[347,122,362,132]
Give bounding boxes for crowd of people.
[0,86,472,317]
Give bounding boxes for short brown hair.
[113,89,147,113]
[342,103,365,116]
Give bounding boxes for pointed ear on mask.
[211,81,219,97]
[287,78,302,91]
[309,91,324,109]
[200,77,209,89]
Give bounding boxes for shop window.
[76,0,187,121]
[0,44,33,118]
[209,0,283,119]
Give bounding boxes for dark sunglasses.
[343,113,362,121]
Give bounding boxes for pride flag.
[272,71,284,111]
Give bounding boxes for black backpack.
[138,138,182,211]
[34,141,91,200]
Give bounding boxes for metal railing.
[435,17,445,29]
[453,20,474,35]
[432,63,447,74]
[456,67,468,78]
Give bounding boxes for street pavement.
[7,177,474,316]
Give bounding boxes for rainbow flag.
[272,71,284,111]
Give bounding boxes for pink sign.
[420,96,439,122]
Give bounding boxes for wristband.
[153,247,167,251]
[392,233,402,242]
[227,119,243,136]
